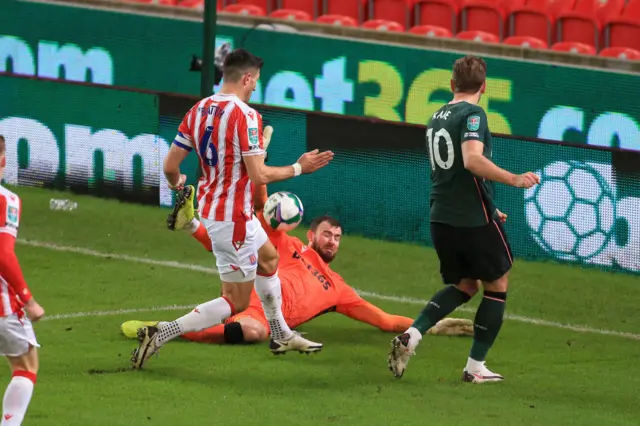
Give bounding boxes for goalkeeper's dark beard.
[311,241,336,264]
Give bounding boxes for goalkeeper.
[122,127,472,346]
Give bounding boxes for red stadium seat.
[223,3,266,15]
[368,0,410,29]
[599,46,640,60]
[361,18,405,31]
[551,40,596,54]
[502,35,548,48]
[508,0,576,44]
[270,8,313,20]
[604,0,640,50]
[409,24,452,37]
[278,0,318,17]
[460,0,507,39]
[412,0,458,33]
[324,0,366,22]
[456,29,500,43]
[316,14,358,26]
[556,0,624,50]
[231,0,273,13]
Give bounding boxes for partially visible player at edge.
[387,56,540,383]
[131,49,334,368]
[0,135,46,425]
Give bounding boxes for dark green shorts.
[430,220,513,285]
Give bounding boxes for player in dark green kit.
[387,56,540,383]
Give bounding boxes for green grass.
[6,186,640,425]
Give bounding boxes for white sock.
[255,271,293,341]
[156,297,232,345]
[406,326,423,349]
[465,357,485,372]
[187,218,200,234]
[2,373,35,425]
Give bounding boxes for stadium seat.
[412,0,458,33]
[556,0,624,50]
[323,0,366,22]
[278,0,318,17]
[223,3,266,14]
[551,40,596,54]
[459,0,507,39]
[409,24,452,37]
[508,0,575,45]
[361,18,405,31]
[230,0,273,13]
[368,0,410,29]
[270,8,313,20]
[502,35,548,48]
[316,14,358,26]
[603,0,640,50]
[599,46,640,60]
[456,30,500,43]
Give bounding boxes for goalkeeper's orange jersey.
[257,211,362,328]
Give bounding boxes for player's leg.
[0,315,40,426]
[166,185,213,252]
[462,220,513,383]
[388,222,477,378]
[253,229,323,354]
[131,220,256,369]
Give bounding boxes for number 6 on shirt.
[199,125,218,167]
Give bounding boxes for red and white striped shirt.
[174,93,265,222]
[0,185,32,317]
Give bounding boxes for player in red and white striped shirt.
[132,49,334,368]
[0,135,45,425]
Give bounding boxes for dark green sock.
[411,286,471,334]
[469,291,507,362]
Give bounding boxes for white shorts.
[0,314,40,357]
[202,217,268,282]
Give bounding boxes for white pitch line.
[18,239,640,341]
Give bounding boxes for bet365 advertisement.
[2,0,640,151]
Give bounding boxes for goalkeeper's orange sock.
[189,219,212,252]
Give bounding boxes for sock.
[156,297,234,345]
[190,219,212,252]
[254,271,293,341]
[2,371,36,426]
[410,286,471,334]
[469,291,507,362]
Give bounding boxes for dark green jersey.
[427,101,497,227]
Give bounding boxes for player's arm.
[336,297,412,333]
[0,235,44,321]
[238,110,333,185]
[461,112,539,188]
[164,110,196,190]
[0,235,32,304]
[335,285,412,333]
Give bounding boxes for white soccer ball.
[263,191,304,231]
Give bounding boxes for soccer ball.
[263,191,304,231]
[524,160,616,262]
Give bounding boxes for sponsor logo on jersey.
[464,132,480,138]
[467,115,480,131]
[6,206,18,228]
[248,127,259,147]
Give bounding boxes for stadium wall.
[1,74,639,275]
[2,0,640,151]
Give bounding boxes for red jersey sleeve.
[174,106,196,152]
[0,195,32,303]
[237,108,265,157]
